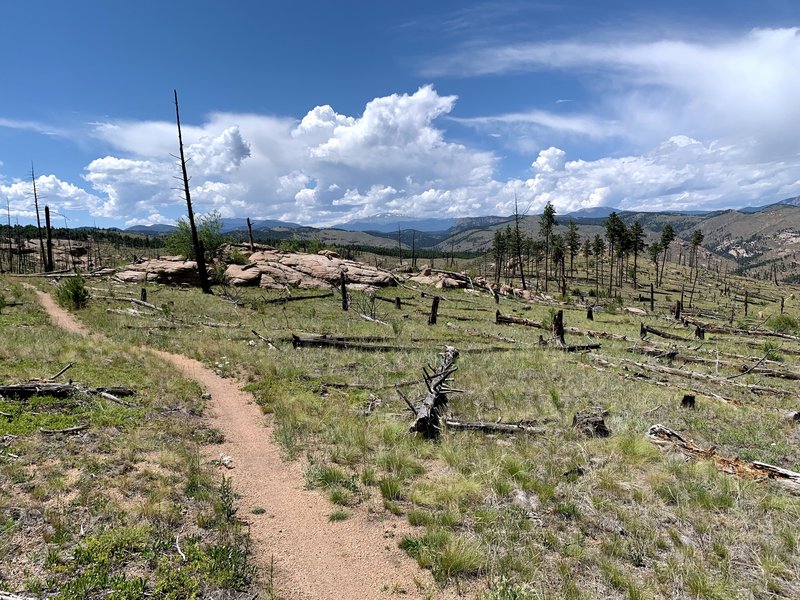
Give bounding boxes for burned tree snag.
[174,89,211,294]
[246,217,255,252]
[674,300,682,320]
[409,346,459,438]
[694,325,705,340]
[44,206,54,272]
[553,309,566,347]
[587,306,593,321]
[428,295,440,325]
[650,283,655,312]
[340,272,348,311]
[140,288,147,303]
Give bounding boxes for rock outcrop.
[114,257,201,286]
[115,248,396,290]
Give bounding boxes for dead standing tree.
[173,89,211,294]
[30,164,46,272]
[408,346,460,439]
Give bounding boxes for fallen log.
[445,322,518,344]
[261,292,334,305]
[409,346,459,439]
[586,354,739,404]
[94,295,162,311]
[0,383,136,400]
[291,334,404,352]
[39,423,89,435]
[682,316,800,341]
[496,311,542,328]
[251,329,279,350]
[617,358,793,397]
[640,323,690,342]
[444,418,545,435]
[562,343,602,352]
[496,311,628,340]
[737,365,800,380]
[647,424,800,493]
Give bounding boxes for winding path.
[31,288,458,599]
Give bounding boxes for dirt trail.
[31,288,458,599]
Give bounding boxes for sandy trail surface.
[31,287,458,599]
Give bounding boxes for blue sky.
[2,1,800,228]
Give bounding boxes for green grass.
[8,255,800,597]
[0,278,254,597]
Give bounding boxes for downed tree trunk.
[261,292,334,305]
[682,316,800,341]
[640,323,690,342]
[0,382,135,400]
[444,418,545,435]
[647,424,800,493]
[292,334,400,352]
[409,346,459,439]
[617,357,793,396]
[496,311,628,340]
[40,423,89,435]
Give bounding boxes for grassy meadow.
[2,253,800,598]
[0,281,254,598]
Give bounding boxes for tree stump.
[428,295,440,325]
[572,410,610,437]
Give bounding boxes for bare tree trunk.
[174,90,211,294]
[246,217,254,252]
[44,206,54,272]
[31,164,46,272]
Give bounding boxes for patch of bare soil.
[32,288,460,599]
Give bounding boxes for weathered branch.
[647,424,800,493]
[444,418,545,435]
[40,423,89,435]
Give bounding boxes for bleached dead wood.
[40,423,89,435]
[647,424,800,493]
[616,357,793,396]
[444,418,545,435]
[251,329,279,350]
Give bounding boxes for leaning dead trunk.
[174,89,211,294]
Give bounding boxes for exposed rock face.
[115,259,200,286]
[116,249,396,289]
[245,249,396,289]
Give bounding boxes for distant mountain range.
[125,196,800,238]
[120,195,800,280]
